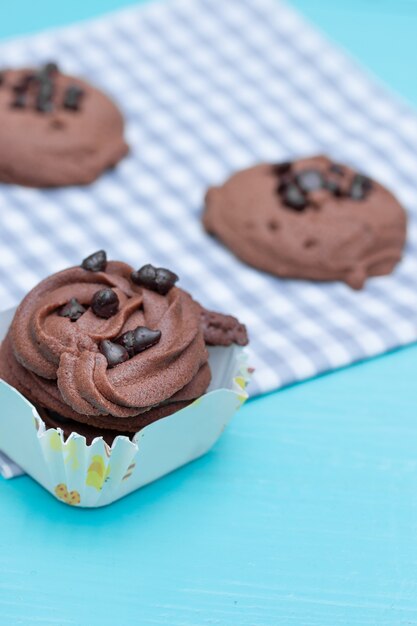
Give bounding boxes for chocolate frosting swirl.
[8,261,210,425]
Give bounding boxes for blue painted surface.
[1,1,417,624]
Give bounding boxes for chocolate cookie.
[203,155,407,289]
[0,253,248,443]
[201,310,248,347]
[0,63,128,187]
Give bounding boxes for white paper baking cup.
[0,306,250,507]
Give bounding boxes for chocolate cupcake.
[0,252,248,445]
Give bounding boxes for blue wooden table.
[1,2,417,624]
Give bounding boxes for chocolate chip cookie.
[203,155,407,289]
[0,63,128,187]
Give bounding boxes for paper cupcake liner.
[0,307,250,508]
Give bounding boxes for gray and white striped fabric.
[0,0,416,396]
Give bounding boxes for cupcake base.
[0,307,251,508]
[37,402,192,446]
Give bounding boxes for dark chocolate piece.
[277,179,289,194]
[296,169,323,193]
[273,161,292,176]
[131,264,178,295]
[281,183,307,211]
[324,179,343,196]
[36,63,58,87]
[117,326,162,357]
[81,250,107,272]
[36,98,53,113]
[116,330,136,357]
[131,263,156,288]
[36,81,54,113]
[350,174,372,201]
[99,339,129,368]
[58,298,86,322]
[43,62,59,76]
[91,288,119,319]
[329,163,344,175]
[132,326,161,353]
[154,268,179,295]
[274,162,293,188]
[63,85,84,111]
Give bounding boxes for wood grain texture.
[1,1,417,624]
[1,344,417,625]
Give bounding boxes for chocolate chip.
[58,298,86,322]
[81,250,107,272]
[91,288,119,319]
[350,174,372,201]
[155,268,179,295]
[273,162,293,188]
[281,183,307,211]
[36,63,58,86]
[131,264,179,295]
[43,62,59,75]
[131,263,156,287]
[133,326,161,353]
[273,161,292,176]
[282,174,295,190]
[99,340,129,368]
[117,326,161,357]
[63,85,84,111]
[329,163,345,175]
[38,80,53,97]
[296,169,323,193]
[36,99,53,113]
[324,179,343,196]
[116,330,135,357]
[36,82,54,112]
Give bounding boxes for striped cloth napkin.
[1,0,417,479]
